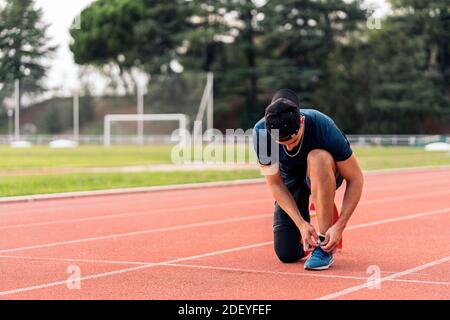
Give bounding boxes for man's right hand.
[298,221,319,252]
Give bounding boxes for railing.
[346,135,450,146]
[0,134,449,146]
[0,135,176,145]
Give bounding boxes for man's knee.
[307,149,336,178]
[275,244,304,263]
[273,226,305,263]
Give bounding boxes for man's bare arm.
[261,164,319,250]
[335,154,364,230]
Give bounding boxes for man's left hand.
[321,224,344,253]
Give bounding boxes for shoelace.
[312,246,329,258]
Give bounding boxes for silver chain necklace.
[283,132,304,158]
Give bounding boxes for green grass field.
[0,170,260,197]
[0,145,173,169]
[1,145,449,197]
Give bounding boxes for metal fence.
[346,135,450,147]
[1,134,449,146]
[0,134,175,145]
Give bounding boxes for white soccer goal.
[103,113,189,146]
[103,72,213,146]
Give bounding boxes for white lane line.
[2,166,449,216]
[357,189,450,205]
[1,254,446,286]
[0,178,265,205]
[333,189,450,211]
[345,207,450,231]
[1,175,446,216]
[0,188,268,216]
[0,242,272,297]
[1,252,450,299]
[0,198,271,230]
[317,255,450,300]
[0,213,272,254]
[161,263,450,287]
[3,186,450,231]
[364,165,450,176]
[1,206,450,255]
[1,206,450,297]
[361,179,450,193]
[0,254,431,277]
[0,255,150,266]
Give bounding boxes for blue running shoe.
[304,246,334,270]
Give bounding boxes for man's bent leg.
[273,183,310,263]
[307,149,337,235]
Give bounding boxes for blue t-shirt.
[252,109,352,185]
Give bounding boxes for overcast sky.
[34,0,93,93]
[33,0,390,94]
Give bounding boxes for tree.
[387,0,450,132]
[181,0,368,129]
[70,0,144,94]
[180,0,230,72]
[44,104,63,134]
[313,36,369,133]
[222,0,263,127]
[389,0,450,92]
[315,0,450,134]
[180,0,264,128]
[0,0,56,109]
[67,0,450,133]
[70,0,191,93]
[131,0,193,74]
[368,26,445,133]
[259,0,366,106]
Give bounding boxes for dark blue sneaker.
[304,246,334,270]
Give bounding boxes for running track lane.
[0,167,449,299]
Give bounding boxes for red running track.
[1,167,450,300]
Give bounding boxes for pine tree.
[313,0,450,133]
[0,0,56,109]
[360,0,450,133]
[366,24,444,133]
[180,0,230,72]
[259,0,367,106]
[70,0,191,94]
[181,0,264,128]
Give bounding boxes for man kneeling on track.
[252,89,364,270]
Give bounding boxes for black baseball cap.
[265,89,301,142]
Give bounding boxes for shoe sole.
[304,257,334,271]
